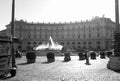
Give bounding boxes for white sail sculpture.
[34,36,63,50]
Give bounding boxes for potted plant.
[47,52,55,62]
[26,51,36,63]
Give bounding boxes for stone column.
[107,0,120,71]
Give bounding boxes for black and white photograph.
[0,0,120,81]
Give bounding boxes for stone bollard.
[64,52,71,61]
[78,52,85,60]
[100,51,106,59]
[90,52,96,59]
[47,52,55,62]
[26,51,36,63]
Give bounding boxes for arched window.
[39,42,42,45]
[72,42,75,45]
[83,42,86,44]
[61,42,64,45]
[67,42,70,45]
[78,42,81,44]
[97,41,100,44]
[33,42,37,45]
[88,42,92,44]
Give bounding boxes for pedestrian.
[84,50,91,65]
[15,49,21,58]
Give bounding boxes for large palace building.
[5,17,115,51]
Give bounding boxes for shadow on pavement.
[107,67,120,73]
[17,62,34,65]
[112,70,120,73]
[62,60,70,62]
[0,75,13,80]
[41,61,54,64]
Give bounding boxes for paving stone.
[1,56,120,81]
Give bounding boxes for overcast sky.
[0,0,118,31]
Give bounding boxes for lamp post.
[114,0,120,56]
[11,0,16,68]
[107,0,120,71]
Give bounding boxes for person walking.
[84,50,91,65]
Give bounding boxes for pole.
[114,0,120,56]
[11,0,16,68]
[107,0,120,71]
[115,0,119,33]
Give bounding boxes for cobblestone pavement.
[1,56,120,81]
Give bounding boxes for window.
[34,34,36,39]
[33,42,37,45]
[97,41,100,44]
[67,42,70,45]
[45,35,47,39]
[89,26,91,32]
[89,46,92,49]
[78,35,80,39]
[83,34,86,39]
[72,42,75,45]
[97,46,101,50]
[84,26,85,29]
[61,42,64,45]
[83,42,86,44]
[97,33,100,37]
[28,35,30,39]
[106,41,108,49]
[88,42,92,44]
[39,42,42,45]
[97,28,99,32]
[83,46,86,49]
[89,34,91,38]
[106,31,108,37]
[78,42,81,44]
[27,42,31,45]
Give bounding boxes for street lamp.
[107,0,120,71]
[11,0,16,68]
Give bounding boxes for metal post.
[113,0,120,56]
[115,0,119,33]
[11,0,16,68]
[107,0,120,71]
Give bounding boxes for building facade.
[6,17,115,51]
